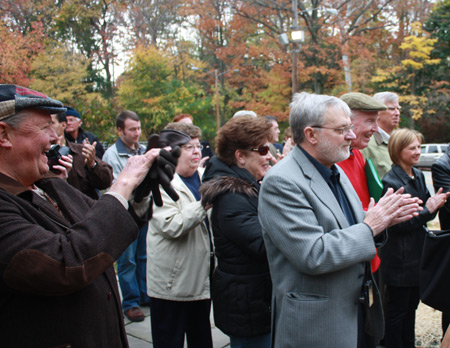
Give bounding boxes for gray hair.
[373,92,399,105]
[290,92,351,144]
[1,110,30,129]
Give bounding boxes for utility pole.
[215,69,220,132]
[292,0,299,96]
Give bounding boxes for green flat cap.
[340,92,387,111]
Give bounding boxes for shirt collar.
[116,137,143,156]
[299,145,339,184]
[377,127,390,142]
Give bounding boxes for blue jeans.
[117,223,150,311]
[230,333,271,348]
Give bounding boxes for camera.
[46,144,71,173]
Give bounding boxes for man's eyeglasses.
[250,145,270,156]
[182,144,203,152]
[387,106,402,111]
[311,124,354,136]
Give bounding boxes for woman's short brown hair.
[388,128,424,165]
[216,116,273,166]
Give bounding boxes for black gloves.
[134,129,190,209]
[152,147,181,206]
[134,145,181,205]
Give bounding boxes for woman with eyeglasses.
[146,123,214,348]
[200,116,273,348]
[380,128,449,348]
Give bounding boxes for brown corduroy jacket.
[0,172,138,348]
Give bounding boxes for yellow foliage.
[401,59,424,70]
[399,23,441,71]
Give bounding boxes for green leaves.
[116,46,214,138]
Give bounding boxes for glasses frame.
[250,145,270,156]
[311,124,354,136]
[181,144,203,152]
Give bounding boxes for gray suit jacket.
[259,146,381,348]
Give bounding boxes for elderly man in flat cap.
[338,92,387,211]
[338,92,387,348]
[0,84,174,347]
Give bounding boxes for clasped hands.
[364,187,423,236]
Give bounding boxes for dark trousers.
[150,297,213,348]
[384,285,420,348]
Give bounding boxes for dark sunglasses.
[250,145,270,156]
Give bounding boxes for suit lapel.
[292,147,351,229]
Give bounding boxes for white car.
[415,143,448,169]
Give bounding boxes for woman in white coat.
[147,123,213,348]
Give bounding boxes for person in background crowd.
[173,113,214,165]
[380,128,449,348]
[0,84,164,347]
[362,92,401,179]
[103,110,151,322]
[281,126,294,156]
[262,115,282,165]
[431,145,450,336]
[147,123,213,348]
[200,116,273,348]
[258,92,421,348]
[64,106,105,159]
[50,112,113,200]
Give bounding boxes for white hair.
[373,92,399,105]
[233,110,257,118]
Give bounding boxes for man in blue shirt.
[103,110,150,322]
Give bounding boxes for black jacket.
[432,147,450,230]
[380,164,435,287]
[201,156,271,337]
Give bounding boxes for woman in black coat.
[200,116,273,348]
[380,128,449,348]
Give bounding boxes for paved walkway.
[125,306,230,348]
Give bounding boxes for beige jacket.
[146,168,211,301]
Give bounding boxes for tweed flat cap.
[340,92,387,111]
[0,85,66,120]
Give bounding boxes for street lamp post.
[279,4,337,97]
